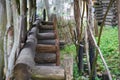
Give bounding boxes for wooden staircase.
[31,19,65,80]
[14,17,73,80]
[35,19,60,66]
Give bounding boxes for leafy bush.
[98,27,119,79]
[61,27,120,79]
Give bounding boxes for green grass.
[98,27,120,79]
[61,27,120,80]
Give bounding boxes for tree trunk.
[0,0,7,79]
[28,0,33,29]
[74,0,83,74]
[87,0,96,79]
[20,0,27,43]
[44,0,50,20]
[74,0,81,38]
[117,0,120,66]
[6,0,21,79]
[4,0,14,74]
[33,0,36,22]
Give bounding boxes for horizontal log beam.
[37,33,55,40]
[14,27,37,80]
[34,53,56,64]
[38,40,65,45]
[32,66,65,80]
[41,21,53,25]
[39,25,54,30]
[38,40,55,45]
[36,44,57,53]
[39,30,54,33]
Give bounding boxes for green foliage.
[61,27,120,79]
[61,44,76,56]
[98,27,119,79]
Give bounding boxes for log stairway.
[35,19,60,66]
[13,18,73,80]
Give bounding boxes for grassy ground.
[61,27,120,80]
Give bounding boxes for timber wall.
[94,0,118,26]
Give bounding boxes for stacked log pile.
[94,0,117,26]
[94,0,103,25]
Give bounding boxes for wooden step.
[39,25,54,30]
[41,21,53,25]
[38,40,65,46]
[35,63,56,66]
[37,33,55,40]
[36,44,57,53]
[38,40,56,45]
[34,53,56,64]
[32,66,65,80]
[39,30,54,33]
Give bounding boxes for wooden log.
[38,40,65,45]
[36,44,57,53]
[53,15,60,66]
[63,56,73,80]
[102,71,109,80]
[37,33,55,40]
[31,66,65,80]
[60,40,66,46]
[117,0,120,62]
[20,0,27,43]
[39,25,54,30]
[34,53,56,64]
[38,40,56,45]
[32,19,40,27]
[39,30,54,33]
[41,21,53,25]
[14,27,37,80]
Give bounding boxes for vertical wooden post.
[0,0,7,79]
[44,0,50,20]
[74,0,84,74]
[28,0,33,29]
[74,0,81,38]
[33,0,36,22]
[5,0,13,75]
[117,0,120,66]
[63,56,73,80]
[87,0,96,79]
[20,0,27,43]
[6,0,21,79]
[53,15,60,66]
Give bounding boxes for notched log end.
[14,63,31,80]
